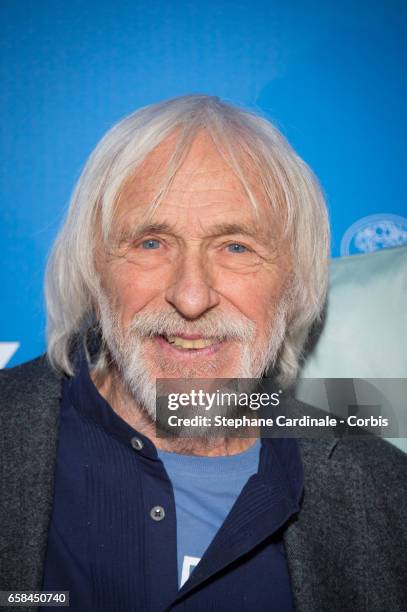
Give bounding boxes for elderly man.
[1,95,406,612]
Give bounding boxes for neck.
[92,368,258,456]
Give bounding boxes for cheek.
[101,262,164,325]
[216,269,286,326]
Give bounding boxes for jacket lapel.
[0,357,62,594]
[284,438,366,612]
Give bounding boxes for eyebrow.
[116,222,173,244]
[206,222,261,238]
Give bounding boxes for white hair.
[45,94,330,386]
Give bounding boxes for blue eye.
[141,239,160,249]
[227,243,248,253]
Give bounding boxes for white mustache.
[125,309,256,343]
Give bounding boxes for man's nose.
[165,252,220,319]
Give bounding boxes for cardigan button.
[131,436,144,451]
[150,506,165,521]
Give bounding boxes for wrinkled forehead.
[120,131,261,202]
[104,130,285,246]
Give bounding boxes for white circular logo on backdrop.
[340,214,407,256]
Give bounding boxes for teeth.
[166,336,215,349]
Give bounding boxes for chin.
[148,359,242,380]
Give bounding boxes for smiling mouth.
[156,334,224,352]
[167,336,216,349]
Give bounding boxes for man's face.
[95,131,292,416]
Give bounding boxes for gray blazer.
[1,356,406,612]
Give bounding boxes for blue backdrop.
[1,0,407,367]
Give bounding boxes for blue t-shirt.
[158,440,261,588]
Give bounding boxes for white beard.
[97,290,287,424]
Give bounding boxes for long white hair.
[45,94,330,386]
